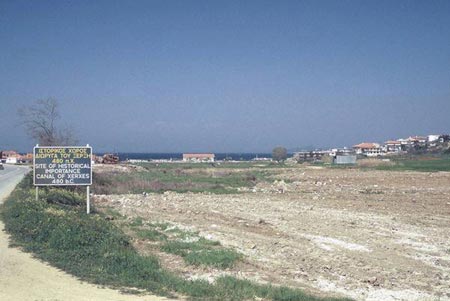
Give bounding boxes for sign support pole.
[86,144,90,214]
[87,186,90,214]
[34,144,38,201]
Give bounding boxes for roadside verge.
[0,167,171,301]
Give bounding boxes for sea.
[96,153,272,161]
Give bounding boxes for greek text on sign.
[34,146,92,186]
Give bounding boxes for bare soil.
[95,166,450,301]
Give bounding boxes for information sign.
[33,146,92,186]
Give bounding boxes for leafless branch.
[18,98,78,146]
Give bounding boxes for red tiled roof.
[183,153,215,159]
[1,150,20,158]
[385,140,401,145]
[407,136,427,142]
[353,143,379,149]
[18,153,33,160]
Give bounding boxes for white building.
[353,143,383,157]
[384,140,403,154]
[428,135,440,142]
[182,153,215,162]
[5,157,18,164]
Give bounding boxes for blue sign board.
[33,146,92,186]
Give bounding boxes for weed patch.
[92,164,275,195]
[375,157,450,172]
[103,208,125,220]
[136,229,168,241]
[184,249,241,269]
[359,188,384,195]
[129,216,144,227]
[131,222,239,269]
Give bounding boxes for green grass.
[136,229,168,241]
[375,157,450,172]
[160,237,239,269]
[129,216,144,227]
[185,249,241,269]
[129,221,239,269]
[164,226,201,239]
[136,161,287,170]
[0,173,352,301]
[103,208,125,220]
[150,222,171,231]
[0,179,173,295]
[326,156,450,172]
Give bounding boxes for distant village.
[1,133,449,166]
[0,151,33,164]
[293,134,450,164]
[352,134,450,157]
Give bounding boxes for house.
[6,157,18,164]
[2,150,19,159]
[410,136,427,144]
[384,140,403,154]
[293,151,328,163]
[397,138,409,149]
[400,136,427,152]
[2,150,20,164]
[408,136,427,147]
[428,135,440,143]
[353,143,383,157]
[18,153,33,164]
[426,135,441,148]
[329,148,355,157]
[182,153,215,162]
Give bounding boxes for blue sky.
[1,0,449,152]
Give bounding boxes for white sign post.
[87,186,90,214]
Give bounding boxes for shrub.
[43,189,83,206]
[272,146,288,163]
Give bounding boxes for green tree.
[272,146,288,163]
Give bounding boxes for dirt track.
[97,167,450,301]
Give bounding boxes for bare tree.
[18,98,78,146]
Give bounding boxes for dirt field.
[95,166,450,301]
